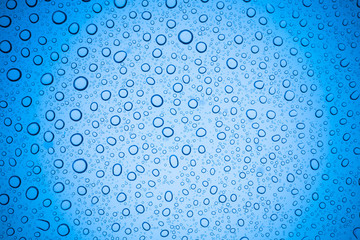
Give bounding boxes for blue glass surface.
[1,0,360,239]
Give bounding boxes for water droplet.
[151,94,164,107]
[72,159,88,173]
[73,76,89,91]
[114,0,127,8]
[52,11,67,25]
[178,29,193,44]
[7,68,21,82]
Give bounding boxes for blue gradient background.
[0,0,360,239]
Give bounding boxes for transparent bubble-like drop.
[178,29,193,44]
[73,76,89,91]
[52,11,67,25]
[72,159,88,173]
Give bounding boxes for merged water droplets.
[0,0,360,239]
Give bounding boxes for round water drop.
[234,35,244,44]
[315,109,323,118]
[0,15,11,28]
[341,158,349,168]
[8,176,21,188]
[156,34,167,45]
[29,13,39,23]
[114,0,127,8]
[109,116,121,128]
[301,38,310,47]
[7,68,21,82]
[226,58,238,69]
[107,137,117,146]
[162,127,174,137]
[92,3,102,13]
[257,186,266,194]
[101,90,111,101]
[286,173,295,183]
[57,224,70,236]
[196,42,207,53]
[217,132,226,140]
[116,192,127,202]
[182,145,191,155]
[196,128,207,137]
[54,159,64,169]
[21,96,33,107]
[19,29,31,41]
[0,194,9,205]
[6,0,17,10]
[284,90,295,101]
[199,14,208,23]
[142,11,152,20]
[225,85,233,94]
[86,25,98,36]
[146,77,155,85]
[61,200,72,210]
[73,76,89,91]
[27,122,40,136]
[254,80,264,89]
[26,186,39,200]
[0,40,12,53]
[44,131,54,142]
[72,159,88,173]
[68,22,80,34]
[160,230,169,237]
[77,186,87,196]
[166,0,177,8]
[151,94,164,107]
[114,50,127,63]
[273,36,283,46]
[136,204,145,214]
[200,218,209,227]
[40,73,54,85]
[127,172,137,181]
[178,29,193,44]
[111,223,120,232]
[77,47,88,57]
[173,83,183,93]
[153,117,164,128]
[118,89,128,98]
[188,99,198,109]
[266,110,276,119]
[52,11,67,25]
[128,145,139,155]
[69,109,82,121]
[53,182,65,193]
[166,19,176,29]
[70,133,83,146]
[246,109,257,120]
[237,219,245,227]
[246,7,256,18]
[152,48,162,58]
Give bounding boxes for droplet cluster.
[1,0,360,239]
